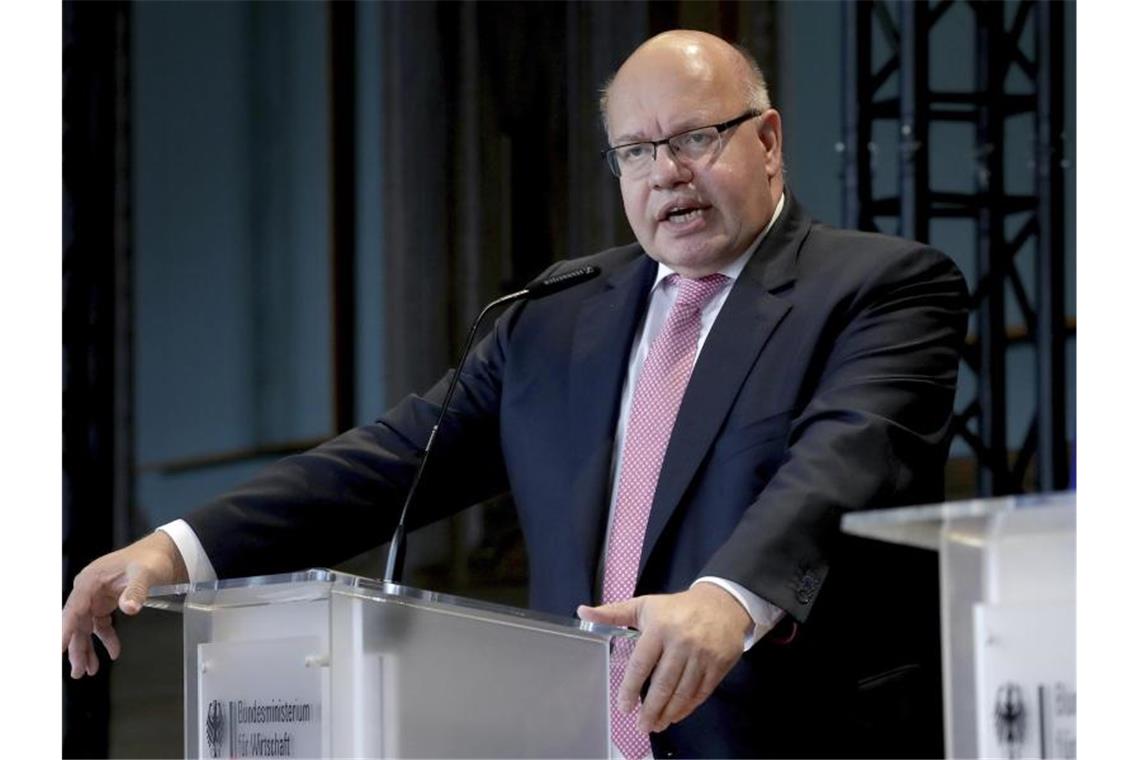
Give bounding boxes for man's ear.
[756,109,783,179]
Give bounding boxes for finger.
[577,597,641,628]
[118,565,150,615]
[67,633,91,679]
[92,616,122,660]
[61,586,93,652]
[61,612,73,654]
[66,604,95,678]
[619,632,663,713]
[638,650,688,733]
[696,661,733,713]
[658,656,705,729]
[61,605,74,653]
[85,639,100,677]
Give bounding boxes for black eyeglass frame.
[601,109,762,178]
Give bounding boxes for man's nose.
[649,143,692,188]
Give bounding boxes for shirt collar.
[650,191,786,291]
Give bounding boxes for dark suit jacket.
[186,194,967,758]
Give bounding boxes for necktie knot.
[669,273,730,310]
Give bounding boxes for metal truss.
[840,0,1069,496]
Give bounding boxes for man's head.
[601,30,784,278]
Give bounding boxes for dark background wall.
[62,1,1075,756]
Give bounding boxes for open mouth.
[657,201,710,228]
[666,208,703,223]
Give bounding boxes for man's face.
[605,39,783,278]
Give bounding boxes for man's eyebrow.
[610,118,714,146]
[611,132,649,145]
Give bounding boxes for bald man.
[65,30,965,758]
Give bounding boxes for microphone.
[523,267,601,298]
[382,265,600,583]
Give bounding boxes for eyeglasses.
[602,110,761,179]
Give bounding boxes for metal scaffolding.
[840,0,1070,496]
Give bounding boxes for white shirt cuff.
[692,576,786,651]
[157,519,218,584]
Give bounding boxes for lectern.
[842,492,1076,760]
[146,569,632,759]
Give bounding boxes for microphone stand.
[382,266,600,583]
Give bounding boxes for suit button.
[795,573,818,604]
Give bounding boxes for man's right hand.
[62,530,188,679]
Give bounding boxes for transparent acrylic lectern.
[145,570,634,759]
[842,491,1075,760]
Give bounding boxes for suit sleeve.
[181,302,526,580]
[699,245,968,622]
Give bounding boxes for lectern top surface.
[144,568,637,642]
[840,490,1075,551]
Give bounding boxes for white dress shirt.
[158,516,217,582]
[604,193,786,653]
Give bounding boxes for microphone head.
[525,265,601,299]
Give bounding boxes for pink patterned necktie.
[603,273,729,759]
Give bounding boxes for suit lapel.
[567,254,657,586]
[637,197,812,579]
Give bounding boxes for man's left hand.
[577,584,753,733]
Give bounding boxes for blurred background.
[62,1,1075,756]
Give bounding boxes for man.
[64,30,966,758]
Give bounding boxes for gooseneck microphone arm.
[382,265,600,583]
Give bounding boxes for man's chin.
[649,239,733,277]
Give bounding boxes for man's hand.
[577,583,753,733]
[62,531,188,679]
